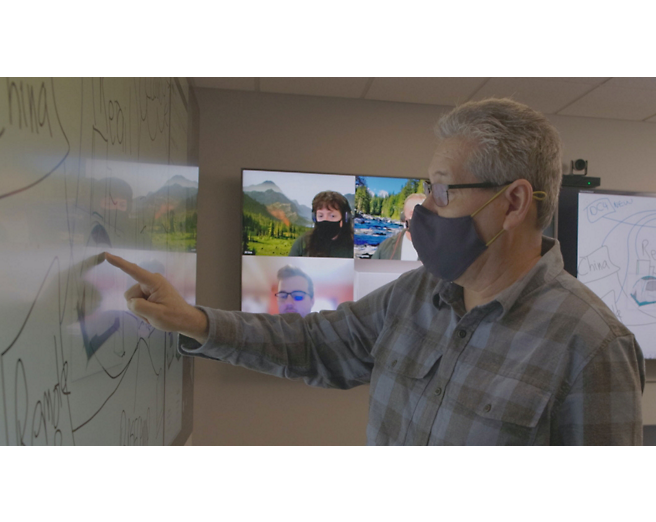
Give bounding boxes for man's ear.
[502,179,535,231]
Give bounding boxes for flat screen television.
[241,169,426,317]
[559,188,656,359]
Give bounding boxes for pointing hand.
[103,252,208,343]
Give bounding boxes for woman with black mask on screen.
[288,191,354,258]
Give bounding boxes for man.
[275,265,315,318]
[105,98,645,445]
[372,193,426,260]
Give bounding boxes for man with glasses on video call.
[275,265,315,318]
[105,98,645,445]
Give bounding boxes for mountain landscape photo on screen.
[242,170,355,256]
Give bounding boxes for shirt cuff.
[177,305,241,362]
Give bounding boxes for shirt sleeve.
[552,334,645,445]
[179,280,396,389]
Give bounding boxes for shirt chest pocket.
[368,320,445,444]
[372,319,445,379]
[442,374,552,445]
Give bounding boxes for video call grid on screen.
[577,189,656,359]
[241,169,426,316]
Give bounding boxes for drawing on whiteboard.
[0,78,196,445]
[0,78,70,201]
[578,192,656,357]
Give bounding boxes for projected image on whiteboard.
[578,191,656,358]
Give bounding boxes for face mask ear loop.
[470,184,511,219]
[483,190,548,247]
[485,228,506,247]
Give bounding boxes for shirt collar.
[431,236,564,319]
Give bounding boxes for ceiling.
[191,77,656,123]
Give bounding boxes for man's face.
[403,197,424,239]
[423,139,508,280]
[424,139,504,224]
[276,275,314,317]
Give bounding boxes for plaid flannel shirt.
[180,238,645,445]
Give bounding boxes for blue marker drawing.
[578,192,656,358]
[631,276,656,307]
[584,198,615,223]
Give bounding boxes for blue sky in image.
[364,176,421,198]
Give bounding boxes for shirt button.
[434,387,442,396]
[484,404,492,413]
[458,329,467,338]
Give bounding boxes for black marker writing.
[119,408,150,445]
[6,78,53,136]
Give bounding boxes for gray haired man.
[372,193,426,260]
[106,98,645,445]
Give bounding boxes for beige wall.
[193,88,656,445]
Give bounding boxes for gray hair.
[276,265,314,297]
[435,98,563,230]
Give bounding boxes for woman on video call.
[288,191,354,258]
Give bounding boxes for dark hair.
[308,191,354,257]
[276,265,314,297]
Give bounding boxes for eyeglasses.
[423,181,511,207]
[275,291,310,301]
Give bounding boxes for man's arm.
[552,334,645,445]
[180,285,393,389]
[104,250,397,389]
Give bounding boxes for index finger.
[103,252,158,286]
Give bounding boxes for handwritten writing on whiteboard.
[584,198,615,223]
[578,246,620,284]
[0,78,70,200]
[0,78,196,445]
[578,191,656,359]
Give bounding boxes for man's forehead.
[278,275,309,290]
[428,140,475,182]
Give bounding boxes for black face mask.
[314,220,342,241]
[410,186,547,282]
[410,204,493,282]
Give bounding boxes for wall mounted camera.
[563,159,599,188]
[571,159,588,176]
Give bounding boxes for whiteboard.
[578,191,656,359]
[0,78,197,445]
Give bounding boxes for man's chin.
[282,308,298,315]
